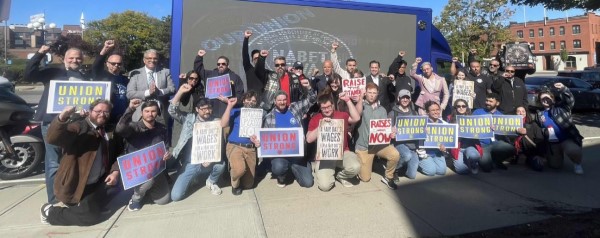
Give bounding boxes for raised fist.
[38,45,51,54]
[415,57,422,64]
[312,68,320,77]
[260,50,269,57]
[331,42,339,51]
[244,30,252,38]
[179,83,192,93]
[452,57,458,62]
[104,40,115,49]
[399,51,406,57]
[197,49,206,57]
[129,98,142,109]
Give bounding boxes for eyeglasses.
[107,62,122,66]
[455,105,467,109]
[188,77,198,80]
[320,105,333,110]
[144,57,158,61]
[217,63,228,66]
[92,110,110,115]
[490,64,499,67]
[275,63,286,67]
[505,70,515,73]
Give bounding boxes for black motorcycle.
[0,77,44,180]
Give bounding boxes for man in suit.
[366,60,395,112]
[126,49,175,124]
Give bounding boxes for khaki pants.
[356,145,400,181]
[226,143,257,189]
[314,151,361,191]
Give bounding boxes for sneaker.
[206,179,222,195]
[276,176,286,188]
[380,177,398,190]
[495,161,508,170]
[469,160,479,175]
[40,203,52,224]
[127,199,141,211]
[574,164,584,175]
[392,174,401,185]
[232,186,243,196]
[335,175,354,188]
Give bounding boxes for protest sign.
[423,123,458,149]
[457,115,493,139]
[492,115,523,136]
[205,74,232,99]
[191,121,222,164]
[316,119,344,160]
[395,116,427,141]
[257,128,304,158]
[117,142,167,190]
[341,77,366,98]
[452,80,475,109]
[47,80,111,113]
[369,119,392,145]
[239,108,263,137]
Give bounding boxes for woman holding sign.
[419,101,448,176]
[447,99,482,175]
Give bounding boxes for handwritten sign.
[239,108,263,137]
[492,115,523,136]
[341,77,366,98]
[47,80,111,113]
[457,115,493,139]
[316,119,344,160]
[452,80,474,109]
[191,121,222,164]
[423,123,458,149]
[117,142,166,190]
[205,74,232,99]
[395,116,427,141]
[369,119,392,145]
[257,128,304,158]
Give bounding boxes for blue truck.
[170,0,454,88]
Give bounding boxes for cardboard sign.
[457,115,493,139]
[117,142,167,190]
[452,80,474,109]
[492,115,523,136]
[205,74,232,99]
[316,119,344,160]
[257,128,304,158]
[395,116,427,141]
[191,121,222,164]
[341,77,366,98]
[369,119,392,145]
[47,80,111,113]
[239,108,263,138]
[423,123,458,149]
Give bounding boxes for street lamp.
[27,16,55,48]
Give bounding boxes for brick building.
[509,12,600,70]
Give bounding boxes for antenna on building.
[523,7,527,27]
[543,7,547,25]
[566,11,569,22]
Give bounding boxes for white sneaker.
[40,203,52,225]
[574,164,584,175]
[335,175,354,188]
[206,179,222,195]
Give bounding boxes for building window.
[560,41,566,49]
[550,41,555,50]
[549,27,555,36]
[573,40,581,48]
[530,42,535,50]
[517,30,523,38]
[529,29,534,37]
[560,26,565,35]
[572,25,580,34]
[539,42,544,51]
[538,28,543,37]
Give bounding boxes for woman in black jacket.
[514,106,545,171]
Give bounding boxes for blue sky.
[2,0,591,27]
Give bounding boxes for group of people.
[27,30,585,226]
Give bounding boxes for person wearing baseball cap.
[387,89,421,182]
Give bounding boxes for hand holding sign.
[104,171,119,186]
[163,151,171,161]
[250,135,260,147]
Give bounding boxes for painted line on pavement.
[0,178,45,185]
[584,136,600,140]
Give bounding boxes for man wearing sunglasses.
[451,57,492,110]
[491,65,527,114]
[484,59,505,82]
[256,49,309,111]
[92,40,129,125]
[195,50,245,118]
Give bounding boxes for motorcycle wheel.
[0,142,44,180]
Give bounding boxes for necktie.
[147,71,155,86]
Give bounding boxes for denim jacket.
[169,102,216,159]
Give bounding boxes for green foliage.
[434,0,515,61]
[559,48,569,63]
[509,0,599,11]
[84,11,171,71]
[2,59,28,82]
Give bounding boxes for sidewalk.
[1,140,599,237]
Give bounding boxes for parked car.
[557,70,600,88]
[525,76,600,111]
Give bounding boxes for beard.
[243,102,257,108]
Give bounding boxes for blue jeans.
[453,147,481,174]
[418,154,446,176]
[480,141,515,172]
[266,158,313,188]
[171,161,226,201]
[394,144,419,179]
[42,123,62,203]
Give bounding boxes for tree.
[84,11,171,71]
[509,0,599,11]
[434,0,515,61]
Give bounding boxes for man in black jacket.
[255,50,307,111]
[387,50,415,95]
[242,30,264,94]
[24,45,88,204]
[366,60,395,112]
[91,40,129,125]
[492,65,528,114]
[311,60,334,93]
[194,50,245,117]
